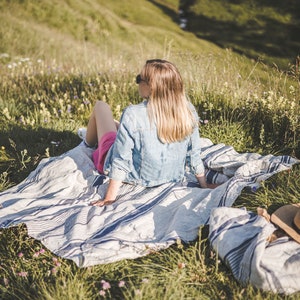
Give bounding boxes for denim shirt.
[104,101,205,187]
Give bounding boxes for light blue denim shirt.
[104,101,205,187]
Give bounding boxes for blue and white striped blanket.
[209,207,300,295]
[0,139,298,270]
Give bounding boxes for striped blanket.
[0,139,298,269]
[209,207,300,295]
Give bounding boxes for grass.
[186,0,300,70]
[0,0,299,299]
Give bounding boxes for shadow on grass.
[0,124,80,185]
[149,0,300,69]
[188,14,299,65]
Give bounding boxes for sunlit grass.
[0,0,299,298]
[0,54,299,299]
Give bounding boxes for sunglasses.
[136,74,146,84]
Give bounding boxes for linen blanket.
[0,138,298,268]
[209,207,300,295]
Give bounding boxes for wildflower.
[51,141,60,147]
[51,267,57,275]
[3,277,9,286]
[0,53,9,59]
[118,280,125,287]
[135,289,142,296]
[33,252,40,258]
[178,262,186,269]
[101,280,111,290]
[199,119,209,125]
[17,271,28,277]
[39,248,45,254]
[17,252,24,258]
[142,278,149,283]
[3,107,11,120]
[99,290,106,296]
[20,57,30,62]
[19,116,25,124]
[251,186,257,193]
[289,85,295,94]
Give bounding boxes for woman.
[84,59,208,207]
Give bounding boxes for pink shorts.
[92,131,117,173]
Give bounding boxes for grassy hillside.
[0,1,299,299]
[0,0,216,69]
[0,0,298,112]
[182,0,300,70]
[1,0,298,71]
[1,0,299,71]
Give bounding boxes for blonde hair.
[140,59,197,143]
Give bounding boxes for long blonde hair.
[140,59,197,143]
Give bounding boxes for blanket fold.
[209,206,300,294]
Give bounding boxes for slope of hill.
[1,0,299,72]
[0,0,222,70]
[186,0,300,70]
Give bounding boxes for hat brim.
[270,204,300,244]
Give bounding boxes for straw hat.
[270,203,300,243]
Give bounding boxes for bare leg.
[114,119,120,130]
[85,101,117,146]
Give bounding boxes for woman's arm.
[90,179,122,206]
[195,173,219,189]
[196,173,208,188]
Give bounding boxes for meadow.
[0,0,300,299]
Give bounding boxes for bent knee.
[95,100,109,107]
[94,100,111,111]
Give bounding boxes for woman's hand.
[90,179,121,207]
[196,173,208,188]
[206,183,220,189]
[90,199,116,206]
[196,173,220,189]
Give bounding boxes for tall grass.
[0,0,300,299]
[0,51,299,300]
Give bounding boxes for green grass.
[0,0,299,299]
[187,0,300,70]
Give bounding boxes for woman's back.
[104,101,204,187]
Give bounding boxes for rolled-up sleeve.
[187,125,205,175]
[186,104,205,175]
